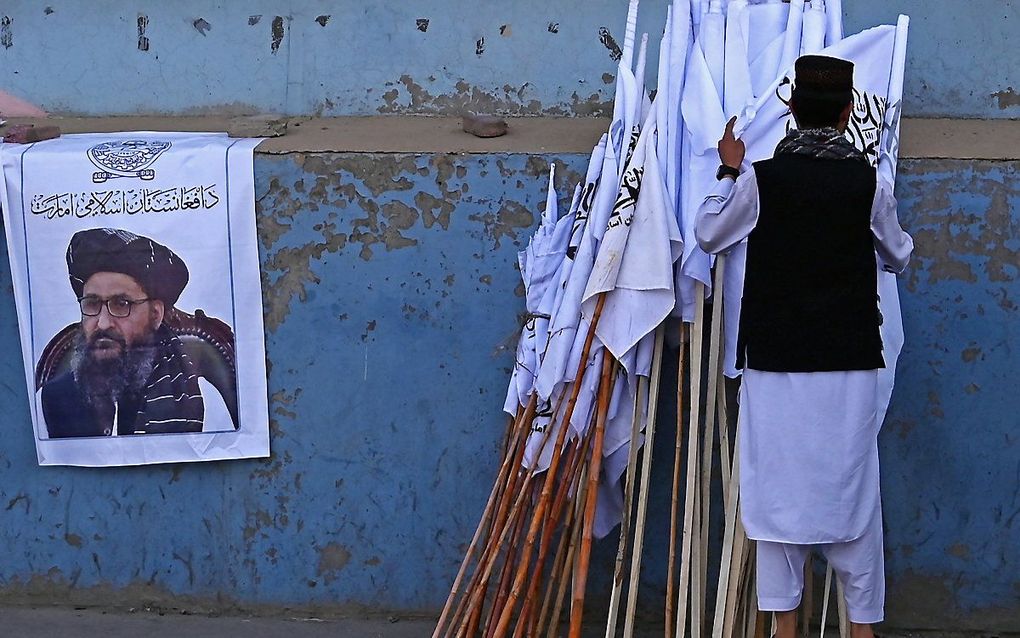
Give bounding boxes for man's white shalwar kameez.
[696,168,913,623]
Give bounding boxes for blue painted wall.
[0,1,1017,119]
[0,153,1017,630]
[881,159,1020,630]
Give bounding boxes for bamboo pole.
[478,408,542,638]
[535,488,578,636]
[677,281,707,638]
[711,424,741,638]
[819,565,833,638]
[568,354,619,638]
[746,546,761,638]
[836,580,850,638]
[487,492,533,637]
[490,295,609,638]
[514,417,593,637]
[737,538,755,635]
[690,447,703,638]
[434,395,537,637]
[723,518,750,637]
[622,325,666,638]
[546,462,590,638]
[665,323,688,638]
[535,427,595,637]
[447,394,546,636]
[605,373,649,638]
[701,258,728,636]
[701,256,726,572]
[450,403,563,637]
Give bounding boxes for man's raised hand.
[718,116,746,170]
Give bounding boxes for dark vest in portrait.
[737,154,884,372]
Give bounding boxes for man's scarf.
[774,127,868,163]
[133,326,204,433]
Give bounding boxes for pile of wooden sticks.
[435,262,853,638]
[432,295,627,638]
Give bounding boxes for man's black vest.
[737,153,884,372]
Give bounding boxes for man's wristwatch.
[716,164,740,181]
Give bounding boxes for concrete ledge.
[3,116,1018,159]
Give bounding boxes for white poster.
[0,132,269,467]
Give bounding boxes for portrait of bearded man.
[39,228,233,438]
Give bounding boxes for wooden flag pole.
[723,517,750,637]
[434,395,536,637]
[447,392,553,637]
[711,423,741,638]
[836,580,850,638]
[819,565,833,638]
[677,281,707,638]
[622,325,666,638]
[701,258,728,636]
[665,322,688,638]
[535,426,596,637]
[450,399,563,637]
[490,294,609,638]
[514,413,596,637]
[713,267,732,512]
[568,354,619,638]
[546,459,591,638]
[690,445,704,638]
[717,368,732,511]
[477,405,543,638]
[487,491,533,637]
[605,371,649,638]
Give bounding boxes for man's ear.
[788,97,801,128]
[838,102,853,129]
[151,300,165,329]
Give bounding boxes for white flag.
[503,167,572,414]
[582,105,683,365]
[677,24,727,320]
[801,0,828,55]
[825,0,844,45]
[747,1,792,98]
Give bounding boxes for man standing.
[695,56,913,637]
[41,228,223,438]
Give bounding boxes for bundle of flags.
[436,1,909,636]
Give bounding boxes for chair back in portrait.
[34,308,239,429]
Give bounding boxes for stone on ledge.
[229,114,288,138]
[462,113,509,138]
[3,124,61,143]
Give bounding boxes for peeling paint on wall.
[192,18,211,36]
[904,164,1018,292]
[598,27,622,62]
[991,87,1020,110]
[316,544,351,584]
[416,18,429,33]
[271,16,285,54]
[137,15,149,52]
[375,75,610,117]
[1,17,13,49]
